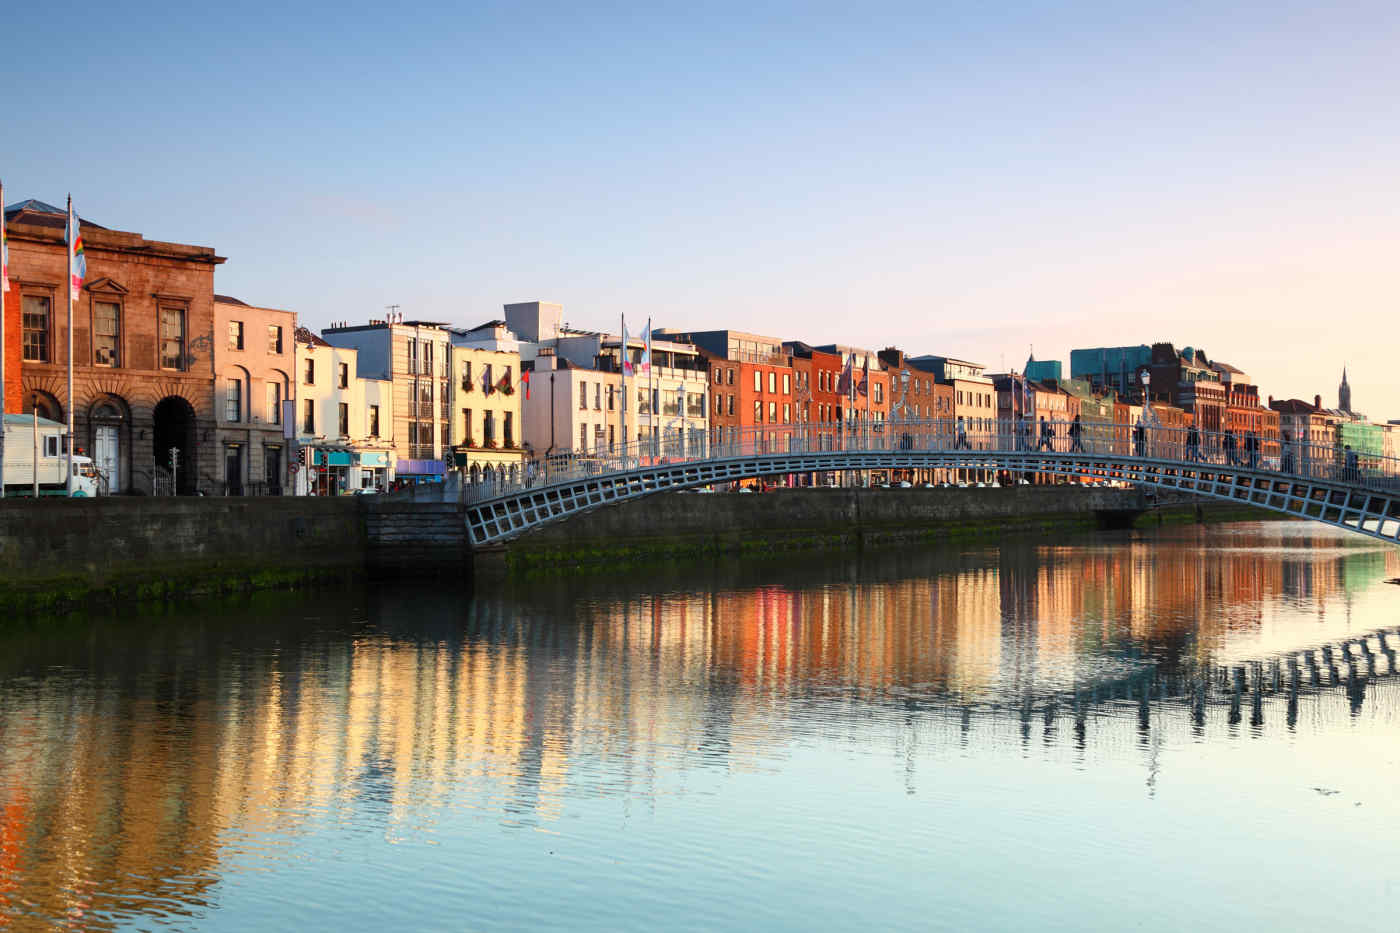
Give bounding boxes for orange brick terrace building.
[4,199,223,494]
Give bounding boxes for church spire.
[1339,365,1352,413]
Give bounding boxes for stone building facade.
[5,200,222,494]
[213,295,295,494]
[447,322,527,481]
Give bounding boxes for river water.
[2,521,1399,931]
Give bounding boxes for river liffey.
[3,521,1400,931]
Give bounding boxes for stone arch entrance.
[25,390,63,424]
[153,396,198,495]
[89,394,131,495]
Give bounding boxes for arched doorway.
[89,395,129,494]
[24,390,63,424]
[153,396,197,495]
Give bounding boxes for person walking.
[1223,430,1239,466]
[1186,423,1201,462]
[1038,416,1054,451]
[1282,431,1295,474]
[1344,445,1359,483]
[1132,422,1145,458]
[954,418,970,450]
[1245,431,1260,469]
[1069,414,1084,453]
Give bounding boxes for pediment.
[85,277,129,295]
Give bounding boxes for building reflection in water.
[0,522,1397,928]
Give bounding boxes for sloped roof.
[4,199,107,230]
[295,326,331,348]
[214,294,249,306]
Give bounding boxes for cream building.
[212,295,296,495]
[294,327,394,494]
[448,320,527,482]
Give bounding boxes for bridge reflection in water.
[1,523,1398,929]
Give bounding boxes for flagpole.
[647,317,655,458]
[0,178,7,499]
[620,314,627,463]
[65,195,74,497]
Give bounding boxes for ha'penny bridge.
[461,419,1400,547]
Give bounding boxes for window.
[225,378,242,422]
[441,382,450,419]
[594,382,601,410]
[713,369,722,384]
[22,295,51,363]
[160,308,186,370]
[728,395,735,416]
[407,340,418,374]
[782,373,790,394]
[458,408,469,440]
[228,320,244,350]
[769,372,776,393]
[267,382,282,423]
[303,399,315,433]
[754,400,763,423]
[460,359,473,390]
[265,447,281,489]
[784,403,791,423]
[94,300,120,367]
[769,401,777,422]
[268,325,283,354]
[726,369,734,385]
[606,423,614,451]
[579,386,587,410]
[423,341,433,377]
[305,357,316,384]
[338,362,349,388]
[579,423,588,450]
[608,385,616,411]
[754,370,762,392]
[505,412,515,447]
[713,394,721,415]
[338,403,349,436]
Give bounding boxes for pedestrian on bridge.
[1344,445,1360,483]
[1245,431,1260,469]
[1223,430,1240,466]
[1282,431,1296,474]
[1069,414,1084,453]
[1037,417,1055,451]
[954,418,971,450]
[1186,424,1201,461]
[1132,423,1145,458]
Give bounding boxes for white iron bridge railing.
[462,418,1400,504]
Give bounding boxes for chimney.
[1267,395,1273,406]
[1314,394,1321,409]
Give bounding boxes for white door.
[94,426,121,493]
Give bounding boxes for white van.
[2,414,101,497]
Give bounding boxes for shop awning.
[396,459,445,475]
[314,450,354,467]
[358,452,389,468]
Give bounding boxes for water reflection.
[1,522,1398,930]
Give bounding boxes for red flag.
[522,370,531,400]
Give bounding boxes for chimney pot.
[1314,394,1322,409]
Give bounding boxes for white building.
[505,300,707,456]
[294,327,394,494]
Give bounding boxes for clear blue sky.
[8,1,1398,415]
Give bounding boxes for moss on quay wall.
[495,487,1271,574]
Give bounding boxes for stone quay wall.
[493,485,1221,572]
[0,497,367,612]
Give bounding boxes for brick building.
[213,295,295,494]
[5,199,223,494]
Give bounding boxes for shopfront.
[312,448,354,495]
[394,458,446,489]
[358,451,390,492]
